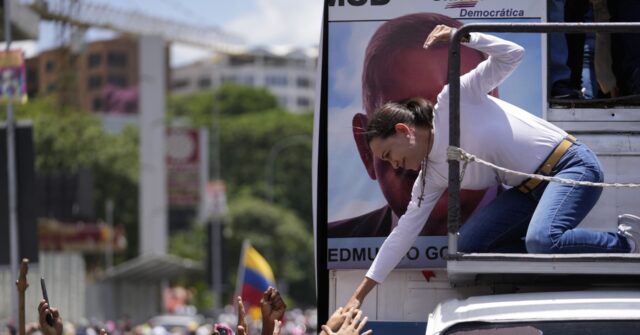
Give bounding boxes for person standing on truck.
[345,25,640,309]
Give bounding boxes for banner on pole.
[0,50,27,104]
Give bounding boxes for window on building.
[291,59,307,67]
[88,53,102,68]
[296,77,311,88]
[266,75,288,86]
[264,56,287,67]
[93,97,102,111]
[107,75,128,88]
[239,75,254,85]
[229,55,255,67]
[107,52,128,68]
[45,60,55,73]
[198,77,212,88]
[47,83,57,92]
[221,75,237,83]
[172,78,190,89]
[297,97,311,108]
[88,75,103,90]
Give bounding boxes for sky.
[10,0,323,66]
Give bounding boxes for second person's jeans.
[458,141,631,253]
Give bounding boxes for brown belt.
[517,135,577,194]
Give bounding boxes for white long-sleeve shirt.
[365,32,568,283]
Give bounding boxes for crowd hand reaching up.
[38,300,63,335]
[261,287,286,335]
[320,299,360,335]
[321,309,372,335]
[236,296,249,335]
[423,24,454,49]
[319,306,353,335]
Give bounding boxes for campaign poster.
[321,0,545,269]
[0,50,27,104]
[166,127,203,208]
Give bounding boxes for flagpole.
[234,239,250,306]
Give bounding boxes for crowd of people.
[1,287,372,335]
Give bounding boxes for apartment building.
[26,36,168,113]
[171,47,317,113]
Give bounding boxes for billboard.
[318,0,545,270]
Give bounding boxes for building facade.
[171,47,317,113]
[26,36,169,113]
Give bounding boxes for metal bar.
[4,0,21,324]
[447,22,640,255]
[447,28,463,255]
[210,99,222,310]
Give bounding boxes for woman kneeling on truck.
[345,24,640,310]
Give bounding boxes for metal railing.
[447,22,640,255]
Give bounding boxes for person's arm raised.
[424,24,525,99]
[347,277,377,309]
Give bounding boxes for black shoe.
[551,79,583,99]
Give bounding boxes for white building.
[171,47,317,113]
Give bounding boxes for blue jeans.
[458,141,632,253]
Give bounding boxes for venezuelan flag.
[238,242,276,310]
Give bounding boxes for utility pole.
[209,98,223,310]
[3,0,20,324]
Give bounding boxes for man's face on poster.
[354,44,489,223]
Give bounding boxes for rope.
[447,146,640,188]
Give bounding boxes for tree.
[167,83,279,126]
[219,109,313,222]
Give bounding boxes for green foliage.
[219,109,313,222]
[167,83,280,127]
[214,83,279,116]
[223,196,316,307]
[169,223,207,262]
[12,97,104,172]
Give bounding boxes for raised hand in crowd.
[319,306,350,335]
[37,300,63,335]
[236,296,248,335]
[260,287,286,335]
[321,308,372,335]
